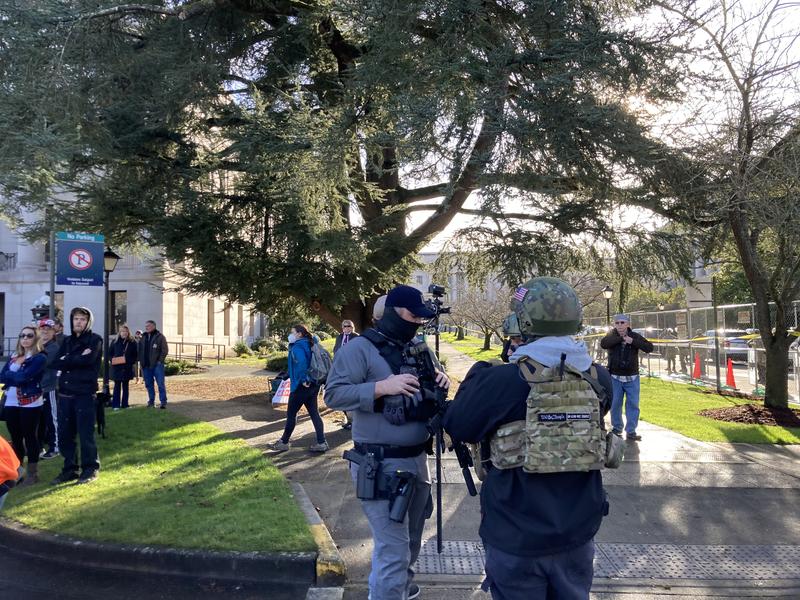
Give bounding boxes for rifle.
[405,342,477,554]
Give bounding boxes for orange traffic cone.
[726,358,736,388]
[692,353,702,379]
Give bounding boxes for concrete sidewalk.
[155,354,800,598]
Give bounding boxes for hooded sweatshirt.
[57,307,103,396]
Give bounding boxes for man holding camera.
[325,285,450,600]
[443,278,614,599]
[601,314,654,442]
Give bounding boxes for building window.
[416,275,424,285]
[224,302,231,336]
[207,299,215,335]
[177,293,184,336]
[237,305,244,337]
[110,291,127,333]
[249,310,255,336]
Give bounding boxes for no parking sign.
[56,232,104,286]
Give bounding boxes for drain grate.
[413,541,800,580]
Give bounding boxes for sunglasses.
[19,332,35,339]
[342,325,353,328]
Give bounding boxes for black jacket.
[443,359,612,557]
[601,328,654,376]
[110,337,139,382]
[333,331,359,355]
[138,330,168,368]
[57,330,103,396]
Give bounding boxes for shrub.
[265,352,289,372]
[250,337,271,353]
[233,340,253,357]
[164,358,194,376]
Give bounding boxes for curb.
[0,517,316,585]
[291,482,347,587]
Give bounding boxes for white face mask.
[288,333,297,344]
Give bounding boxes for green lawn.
[639,378,800,444]
[441,334,800,444]
[2,409,314,552]
[440,332,502,362]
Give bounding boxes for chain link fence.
[583,301,800,402]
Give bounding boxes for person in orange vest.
[0,436,25,510]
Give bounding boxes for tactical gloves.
[382,395,413,425]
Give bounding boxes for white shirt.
[3,355,44,408]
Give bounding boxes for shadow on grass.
[2,408,315,553]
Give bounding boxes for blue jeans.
[0,492,6,511]
[57,393,99,474]
[142,363,167,406]
[483,539,595,600]
[611,376,641,435]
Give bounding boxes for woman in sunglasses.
[0,326,48,485]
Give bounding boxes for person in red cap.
[37,318,61,459]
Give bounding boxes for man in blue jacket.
[443,277,613,600]
[51,307,103,485]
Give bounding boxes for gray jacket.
[324,336,431,480]
[138,330,169,367]
[41,338,60,393]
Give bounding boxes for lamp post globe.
[601,286,613,325]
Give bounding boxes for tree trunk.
[483,331,491,351]
[457,326,465,341]
[763,336,791,409]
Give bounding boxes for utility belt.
[344,444,421,523]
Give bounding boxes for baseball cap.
[37,318,56,328]
[385,285,436,318]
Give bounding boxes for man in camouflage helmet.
[444,277,613,599]
[500,313,523,363]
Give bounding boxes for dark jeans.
[280,384,325,444]
[37,391,59,453]
[483,539,595,600]
[142,362,167,406]
[5,405,43,464]
[112,380,130,409]
[58,393,99,474]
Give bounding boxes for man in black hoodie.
[51,307,103,485]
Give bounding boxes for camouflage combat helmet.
[502,313,522,338]
[511,277,582,336]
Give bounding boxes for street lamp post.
[602,286,613,325]
[101,247,121,399]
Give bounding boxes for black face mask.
[376,308,421,344]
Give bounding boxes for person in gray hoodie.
[36,318,60,459]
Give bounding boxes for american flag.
[513,286,528,302]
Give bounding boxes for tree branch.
[55,1,220,22]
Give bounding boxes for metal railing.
[0,252,17,271]
[168,341,227,365]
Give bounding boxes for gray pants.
[482,539,595,600]
[351,462,432,600]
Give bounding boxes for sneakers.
[308,442,329,453]
[269,440,291,453]
[626,432,642,442]
[77,470,99,484]
[408,583,420,599]
[51,471,79,485]
[159,404,167,410]
[41,450,59,460]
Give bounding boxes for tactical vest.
[489,356,607,474]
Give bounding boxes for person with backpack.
[443,278,615,599]
[269,324,329,453]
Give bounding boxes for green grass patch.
[214,354,269,367]
[640,378,800,444]
[440,332,502,363]
[3,409,314,552]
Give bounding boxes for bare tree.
[450,284,510,351]
[656,0,800,408]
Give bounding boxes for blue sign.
[55,232,104,287]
